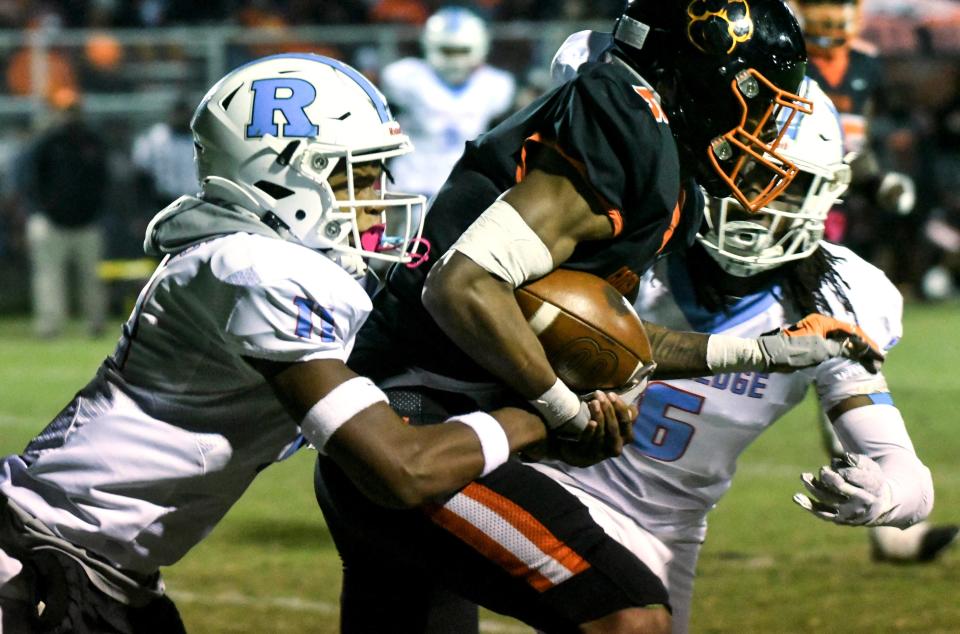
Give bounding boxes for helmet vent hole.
[253,180,294,200]
[220,85,242,110]
[295,210,307,221]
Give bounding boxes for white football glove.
[793,453,899,526]
[877,171,916,216]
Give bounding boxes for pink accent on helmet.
[405,237,431,268]
[360,224,386,252]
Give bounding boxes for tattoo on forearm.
[644,322,711,379]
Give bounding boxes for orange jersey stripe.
[461,483,591,576]
[428,505,557,592]
[607,210,624,237]
[657,188,686,254]
[515,133,623,236]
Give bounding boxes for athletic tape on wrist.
[529,377,582,429]
[451,411,510,477]
[449,199,554,288]
[705,334,765,372]
[301,377,388,454]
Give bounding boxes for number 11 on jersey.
[293,297,335,341]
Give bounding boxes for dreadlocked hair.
[780,247,858,321]
[688,245,859,324]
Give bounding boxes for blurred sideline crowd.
[0,0,624,28]
[0,0,959,334]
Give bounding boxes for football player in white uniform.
[380,6,516,200]
[532,77,938,633]
[552,19,957,567]
[0,54,566,633]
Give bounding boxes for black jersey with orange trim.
[806,43,882,154]
[352,60,702,384]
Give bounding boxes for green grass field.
[1,305,958,633]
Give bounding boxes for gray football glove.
[760,313,885,373]
[793,453,898,526]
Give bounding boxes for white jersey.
[540,243,903,543]
[380,57,515,198]
[533,243,917,630]
[0,232,370,574]
[131,122,200,200]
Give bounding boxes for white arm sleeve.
[832,403,934,528]
[449,199,554,288]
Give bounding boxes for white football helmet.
[421,7,490,85]
[697,78,851,277]
[191,54,426,276]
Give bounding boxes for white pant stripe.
[444,492,575,586]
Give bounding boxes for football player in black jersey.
[797,0,959,567]
[798,0,915,240]
[315,2,885,633]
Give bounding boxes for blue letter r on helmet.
[246,78,319,138]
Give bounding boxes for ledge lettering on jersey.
[692,372,768,399]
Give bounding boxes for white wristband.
[451,411,510,477]
[706,334,765,372]
[529,377,582,429]
[301,377,388,454]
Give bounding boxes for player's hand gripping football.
[540,391,637,468]
[758,313,885,373]
[792,453,897,526]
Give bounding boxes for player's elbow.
[353,469,432,509]
[887,462,935,529]
[377,461,442,509]
[422,252,486,322]
[361,444,449,509]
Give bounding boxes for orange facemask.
[706,68,814,214]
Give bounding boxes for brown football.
[515,268,654,393]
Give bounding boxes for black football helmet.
[797,0,862,53]
[613,0,812,213]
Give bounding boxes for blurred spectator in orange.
[368,0,430,24]
[85,32,123,71]
[21,97,110,338]
[238,0,341,59]
[5,46,78,106]
[798,0,916,248]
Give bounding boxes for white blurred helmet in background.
[421,7,490,85]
